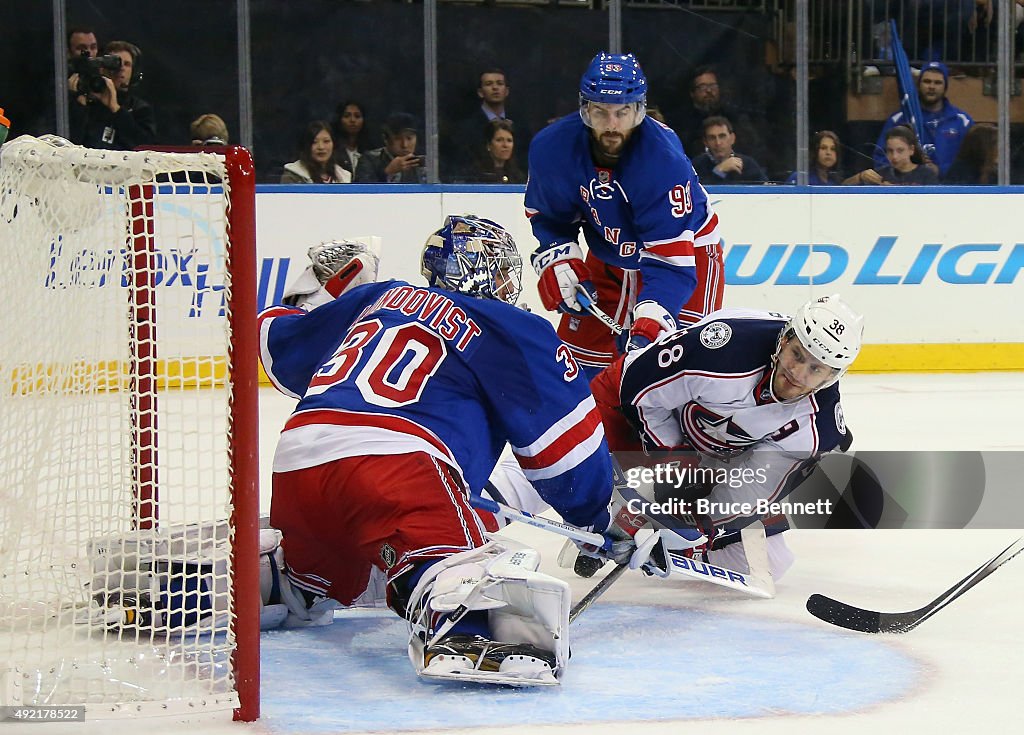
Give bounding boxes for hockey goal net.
[0,136,259,720]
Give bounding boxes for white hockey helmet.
[776,294,864,392]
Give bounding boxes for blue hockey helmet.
[421,215,523,304]
[579,52,648,104]
[579,52,647,129]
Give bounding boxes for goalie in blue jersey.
[256,215,625,686]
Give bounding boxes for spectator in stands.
[691,116,768,184]
[846,125,939,184]
[872,60,972,176]
[331,100,371,176]
[190,113,229,146]
[943,123,997,184]
[786,130,844,185]
[69,40,156,151]
[669,66,765,166]
[354,112,427,184]
[444,67,531,181]
[455,119,525,184]
[281,120,351,184]
[67,27,98,59]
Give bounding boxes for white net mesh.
[0,136,244,716]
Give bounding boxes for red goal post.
[0,136,260,721]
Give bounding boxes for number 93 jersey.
[525,114,720,314]
[258,280,612,531]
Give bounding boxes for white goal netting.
[0,136,255,717]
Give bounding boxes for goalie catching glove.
[282,239,381,310]
[531,241,597,315]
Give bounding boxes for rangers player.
[525,52,723,376]
[257,216,619,686]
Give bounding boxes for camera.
[70,53,122,95]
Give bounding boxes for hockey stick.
[661,547,775,599]
[612,479,776,598]
[806,536,1024,633]
[569,562,629,624]
[471,496,610,550]
[472,495,773,598]
[574,287,624,335]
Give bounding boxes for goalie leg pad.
[259,528,338,630]
[77,522,232,634]
[406,540,570,686]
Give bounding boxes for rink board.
[255,186,1024,371]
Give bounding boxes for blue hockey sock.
[409,559,492,639]
[447,609,490,639]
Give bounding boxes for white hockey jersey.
[618,308,849,525]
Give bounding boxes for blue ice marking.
[259,604,918,732]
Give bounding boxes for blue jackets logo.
[725,237,1023,286]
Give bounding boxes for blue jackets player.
[258,216,616,686]
[526,52,723,376]
[589,295,864,580]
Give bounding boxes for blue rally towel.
[889,19,926,145]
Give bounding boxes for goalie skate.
[419,634,558,687]
[405,540,570,686]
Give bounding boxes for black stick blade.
[806,593,884,633]
[807,537,1024,635]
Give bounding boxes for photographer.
[68,40,156,151]
[67,27,98,60]
[353,112,426,183]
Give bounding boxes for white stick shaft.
[471,496,607,548]
[575,287,624,335]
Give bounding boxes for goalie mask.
[770,294,864,401]
[421,214,523,304]
[579,52,647,130]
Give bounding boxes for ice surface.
[16,374,1023,734]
